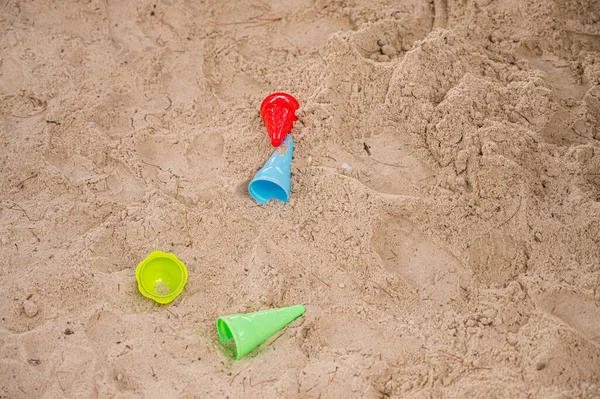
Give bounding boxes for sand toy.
[248,135,294,204]
[260,92,299,147]
[217,304,306,360]
[135,251,188,304]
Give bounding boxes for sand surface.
[1,0,600,397]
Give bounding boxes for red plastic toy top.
[260,92,299,147]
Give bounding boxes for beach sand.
[1,0,599,397]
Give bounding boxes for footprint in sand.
[541,108,592,146]
[136,134,189,177]
[0,55,25,95]
[214,72,265,103]
[136,131,224,183]
[104,0,155,51]
[329,132,433,196]
[161,49,207,102]
[22,329,57,372]
[534,290,600,345]
[185,131,224,177]
[317,313,422,362]
[90,227,135,273]
[84,310,152,395]
[102,164,146,203]
[360,133,433,195]
[51,346,98,397]
[467,230,528,287]
[85,310,128,356]
[372,216,470,308]
[88,92,134,137]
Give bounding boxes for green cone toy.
[217,304,306,360]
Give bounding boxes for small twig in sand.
[166,308,179,319]
[8,106,47,119]
[8,204,40,221]
[363,142,371,156]
[323,155,339,163]
[514,110,532,125]
[16,173,38,187]
[306,382,320,392]
[151,367,158,381]
[250,377,277,387]
[497,197,522,228]
[165,333,185,340]
[214,14,278,26]
[29,229,40,242]
[570,127,589,140]
[56,373,66,394]
[229,365,251,386]
[214,19,258,26]
[254,17,281,22]
[372,281,395,299]
[370,158,406,168]
[325,269,339,280]
[17,386,26,394]
[330,366,338,382]
[246,18,282,28]
[185,211,193,248]
[230,372,241,386]
[316,51,328,65]
[281,281,293,305]
[159,16,177,34]
[268,331,286,350]
[310,272,331,288]
[141,160,180,178]
[175,176,181,199]
[116,347,132,357]
[141,159,161,168]
[437,349,464,363]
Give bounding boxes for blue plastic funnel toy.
[248,135,294,204]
